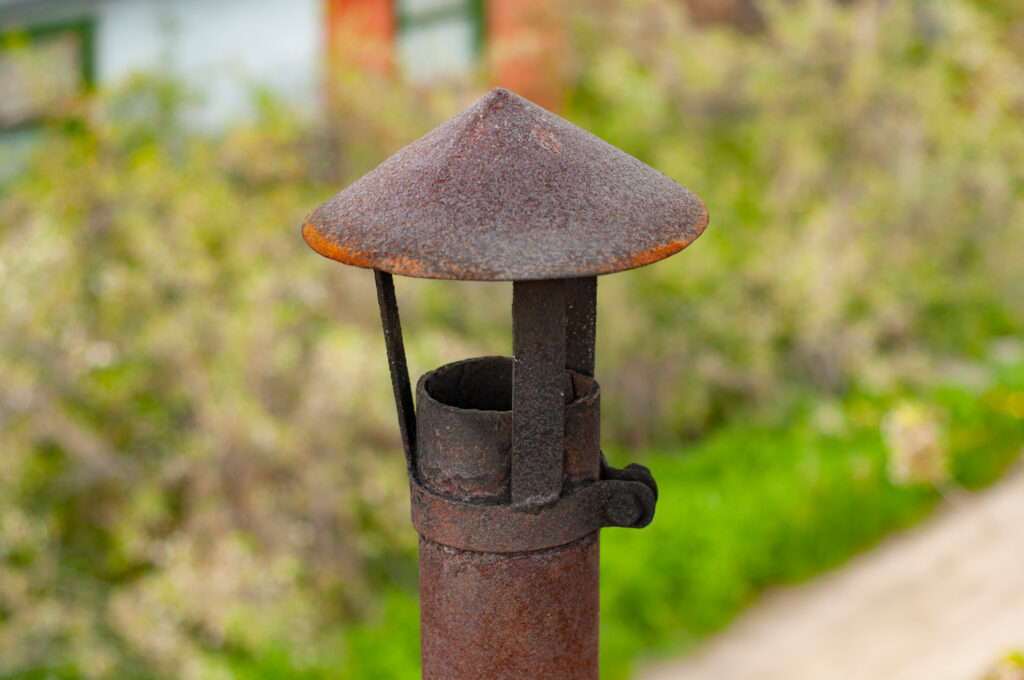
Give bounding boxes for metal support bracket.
[512,279,567,510]
[374,270,416,474]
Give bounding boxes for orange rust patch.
[380,253,432,279]
[618,239,687,270]
[301,220,375,268]
[302,222,443,278]
[613,202,710,271]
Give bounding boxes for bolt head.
[607,492,643,527]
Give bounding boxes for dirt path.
[640,464,1024,680]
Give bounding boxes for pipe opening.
[416,357,602,502]
[424,356,514,411]
[423,356,593,412]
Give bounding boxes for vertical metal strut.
[374,269,416,473]
[511,279,567,508]
[565,277,597,377]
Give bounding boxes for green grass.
[287,357,1022,680]
[604,358,1024,676]
[605,360,1024,676]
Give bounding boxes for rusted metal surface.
[420,533,599,680]
[415,356,515,504]
[302,87,709,281]
[512,279,567,509]
[564,370,601,485]
[374,270,415,472]
[415,355,579,504]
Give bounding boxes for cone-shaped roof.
[302,88,708,281]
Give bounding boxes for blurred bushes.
[0,73,440,678]
[0,0,1022,678]
[568,0,1024,445]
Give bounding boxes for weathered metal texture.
[415,356,516,504]
[565,276,597,378]
[302,87,709,281]
[512,279,567,508]
[419,532,599,680]
[415,356,592,505]
[565,371,601,485]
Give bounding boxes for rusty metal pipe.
[415,355,602,678]
[403,298,655,676]
[302,86,708,679]
[419,533,599,679]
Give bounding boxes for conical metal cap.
[302,87,708,281]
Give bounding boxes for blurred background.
[0,0,1022,678]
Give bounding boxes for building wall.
[326,0,394,74]
[487,0,564,110]
[94,0,322,123]
[1,0,566,127]
[325,0,565,109]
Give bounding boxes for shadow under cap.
[302,87,709,281]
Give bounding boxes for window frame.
[0,15,95,130]
[394,0,485,63]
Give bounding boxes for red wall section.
[487,0,566,110]
[326,0,396,75]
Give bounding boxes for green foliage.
[0,1,1022,678]
[600,350,1024,678]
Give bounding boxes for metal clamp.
[410,458,657,553]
